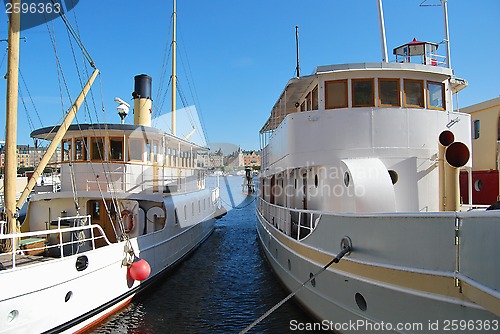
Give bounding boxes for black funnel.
[132,74,152,100]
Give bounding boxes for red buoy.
[128,258,151,281]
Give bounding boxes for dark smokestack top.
[132,74,152,100]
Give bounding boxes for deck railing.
[257,197,321,240]
[0,215,111,269]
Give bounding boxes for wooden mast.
[171,0,177,136]
[3,0,21,251]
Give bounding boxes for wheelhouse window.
[62,139,71,162]
[379,78,400,106]
[75,138,87,161]
[404,79,424,108]
[352,79,375,107]
[129,138,144,161]
[300,101,306,112]
[427,81,445,110]
[312,85,319,110]
[90,137,105,161]
[306,92,312,111]
[109,137,124,161]
[325,79,347,109]
[152,141,158,163]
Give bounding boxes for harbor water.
[92,175,321,333]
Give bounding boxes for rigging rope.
[240,246,351,333]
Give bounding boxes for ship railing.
[258,197,321,240]
[0,215,111,270]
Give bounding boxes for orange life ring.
[121,210,135,233]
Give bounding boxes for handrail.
[0,215,112,269]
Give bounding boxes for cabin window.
[473,120,480,139]
[378,78,400,106]
[62,139,71,162]
[109,137,124,161]
[352,79,375,107]
[325,79,347,109]
[129,138,144,161]
[145,142,152,162]
[404,79,424,108]
[75,138,87,161]
[300,101,306,112]
[312,85,319,110]
[306,92,312,111]
[184,205,187,221]
[90,137,105,161]
[152,141,158,163]
[427,81,445,110]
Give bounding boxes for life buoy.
[121,210,135,233]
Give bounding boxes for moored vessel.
[256,1,500,332]
[0,0,222,332]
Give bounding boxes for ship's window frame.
[151,140,159,163]
[109,136,124,161]
[352,78,375,107]
[90,136,105,161]
[325,79,348,109]
[300,101,306,112]
[306,92,312,111]
[404,79,424,108]
[311,85,319,110]
[61,139,71,162]
[473,120,480,139]
[427,81,445,110]
[74,137,87,161]
[378,78,401,107]
[129,138,144,162]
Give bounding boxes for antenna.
[419,0,452,69]
[295,26,300,78]
[376,0,389,62]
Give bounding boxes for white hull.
[0,189,216,333]
[256,202,500,333]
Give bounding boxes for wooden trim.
[325,79,348,109]
[403,79,425,108]
[351,78,375,107]
[89,136,105,162]
[108,136,124,162]
[378,78,401,107]
[427,81,445,110]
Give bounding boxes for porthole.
[314,174,319,188]
[65,291,73,303]
[7,310,19,323]
[310,273,316,287]
[474,179,483,192]
[388,170,398,185]
[355,292,367,311]
[75,255,88,271]
[288,259,291,271]
[344,172,350,187]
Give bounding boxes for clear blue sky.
[0,0,498,151]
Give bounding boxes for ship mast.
[171,0,177,136]
[3,0,21,251]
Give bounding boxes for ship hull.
[0,190,216,334]
[256,203,500,333]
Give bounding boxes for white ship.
[256,1,500,332]
[0,1,222,332]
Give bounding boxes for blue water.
[92,176,321,333]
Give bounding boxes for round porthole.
[474,179,483,192]
[344,172,350,187]
[310,273,316,287]
[388,170,398,185]
[355,292,367,311]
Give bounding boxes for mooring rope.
[219,196,256,210]
[240,246,351,334]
